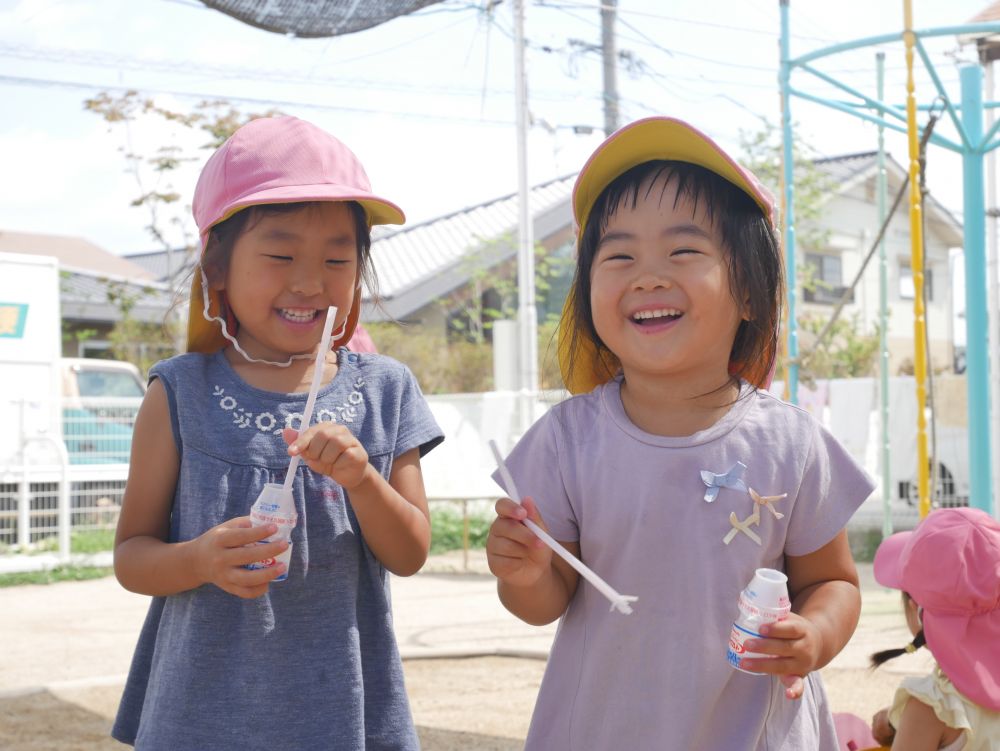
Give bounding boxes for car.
[61,359,145,465]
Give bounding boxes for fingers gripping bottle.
[245,483,297,582]
[726,568,791,673]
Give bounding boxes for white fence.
[0,382,971,572]
[0,396,137,568]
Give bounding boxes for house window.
[899,263,933,302]
[806,253,842,287]
[803,253,851,304]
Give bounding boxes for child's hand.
[486,496,552,587]
[740,612,824,700]
[193,516,288,599]
[870,707,896,746]
[283,425,370,489]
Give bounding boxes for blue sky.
[0,0,994,256]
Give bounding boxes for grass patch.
[0,509,490,584]
[430,506,492,554]
[71,528,116,554]
[9,528,116,556]
[0,565,113,588]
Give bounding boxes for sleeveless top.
[890,666,1000,751]
[112,350,443,750]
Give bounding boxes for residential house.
[803,153,963,374]
[122,158,962,375]
[363,174,575,334]
[125,175,578,341]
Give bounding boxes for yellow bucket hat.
[188,116,405,355]
[558,117,777,394]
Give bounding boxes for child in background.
[868,507,1000,750]
[486,117,875,750]
[112,116,443,750]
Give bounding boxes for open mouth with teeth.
[631,308,683,325]
[278,308,321,324]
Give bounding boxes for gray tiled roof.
[813,151,882,185]
[126,174,576,321]
[126,248,197,286]
[365,175,574,320]
[61,269,173,325]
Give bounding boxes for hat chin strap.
[200,267,332,368]
[331,318,348,342]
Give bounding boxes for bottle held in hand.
[245,483,297,581]
[727,567,791,673]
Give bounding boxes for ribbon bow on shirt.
[723,487,789,546]
[700,461,748,503]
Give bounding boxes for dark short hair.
[566,160,783,391]
[201,200,377,301]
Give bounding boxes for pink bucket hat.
[873,507,1000,711]
[188,115,404,354]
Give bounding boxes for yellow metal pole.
[903,0,931,518]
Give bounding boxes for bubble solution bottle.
[245,483,297,582]
[726,568,791,673]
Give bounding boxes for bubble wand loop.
[488,440,637,616]
[282,306,338,493]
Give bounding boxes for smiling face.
[210,201,360,362]
[588,172,745,389]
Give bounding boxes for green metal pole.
[877,51,892,537]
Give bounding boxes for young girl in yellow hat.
[486,117,874,750]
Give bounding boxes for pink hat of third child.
[188,115,404,354]
[873,507,1000,711]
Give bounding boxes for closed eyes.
[262,254,351,265]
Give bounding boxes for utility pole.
[513,0,537,434]
[601,0,619,135]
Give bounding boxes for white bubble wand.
[489,440,638,616]
[282,306,338,492]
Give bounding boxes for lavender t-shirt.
[498,377,874,751]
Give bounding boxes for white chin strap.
[200,266,341,368]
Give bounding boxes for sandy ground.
[1,550,932,750]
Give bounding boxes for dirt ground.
[1,550,925,750]
[0,655,909,751]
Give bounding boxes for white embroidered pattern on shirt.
[212,377,366,434]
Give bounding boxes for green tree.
[439,233,573,344]
[104,280,179,375]
[739,120,834,252]
[777,313,880,383]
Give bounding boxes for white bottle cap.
[745,568,790,611]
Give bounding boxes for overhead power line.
[0,73,517,126]
[0,41,595,103]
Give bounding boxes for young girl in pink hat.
[867,507,1000,750]
[486,116,875,749]
[112,115,442,750]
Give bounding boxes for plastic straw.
[488,440,638,616]
[282,306,338,492]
